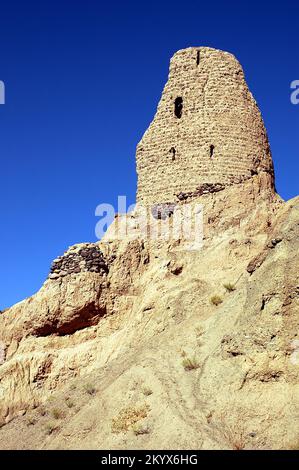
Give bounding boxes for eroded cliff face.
[0,48,298,450]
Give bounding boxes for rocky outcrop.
[0,181,297,450]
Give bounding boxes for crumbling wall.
[49,244,108,279]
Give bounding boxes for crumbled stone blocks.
[48,244,108,280]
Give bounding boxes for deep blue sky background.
[0,0,298,309]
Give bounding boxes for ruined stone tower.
[136,47,274,207]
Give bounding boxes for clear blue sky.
[0,0,298,309]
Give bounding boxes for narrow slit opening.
[174,97,183,118]
[196,50,200,66]
[169,147,176,161]
[210,145,215,158]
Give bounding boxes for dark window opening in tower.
[210,145,215,158]
[152,203,176,221]
[196,50,200,66]
[169,147,176,161]
[174,97,183,118]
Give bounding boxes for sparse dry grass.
[210,295,223,306]
[209,412,247,450]
[26,416,37,426]
[142,386,153,396]
[45,422,58,435]
[52,408,64,420]
[38,406,47,417]
[65,398,75,409]
[230,436,246,450]
[195,326,204,337]
[111,404,150,434]
[182,356,200,371]
[223,283,236,292]
[132,422,151,435]
[84,383,97,396]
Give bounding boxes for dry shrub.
[112,404,150,434]
[182,356,200,371]
[210,295,223,306]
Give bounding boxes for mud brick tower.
[136,47,274,207]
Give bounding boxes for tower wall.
[136,47,274,206]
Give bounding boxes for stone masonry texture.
[48,243,108,280]
[136,47,274,206]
